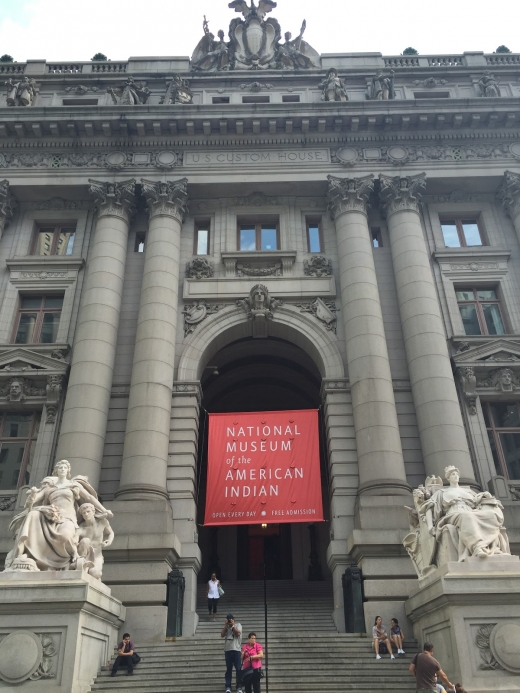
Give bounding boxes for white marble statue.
[4,459,114,577]
[404,466,511,578]
[76,503,114,579]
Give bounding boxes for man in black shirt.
[111,633,135,677]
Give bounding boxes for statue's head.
[284,32,292,41]
[218,29,225,40]
[445,465,460,483]
[327,68,338,77]
[53,459,72,478]
[9,379,22,397]
[79,503,95,520]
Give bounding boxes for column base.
[355,492,411,530]
[114,483,170,501]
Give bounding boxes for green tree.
[91,53,108,61]
[0,54,14,62]
[495,45,511,53]
[402,47,419,55]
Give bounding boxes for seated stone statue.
[404,466,511,578]
[4,459,114,575]
[75,503,114,580]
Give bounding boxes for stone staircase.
[91,580,418,693]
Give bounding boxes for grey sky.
[0,0,515,62]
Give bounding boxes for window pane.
[483,403,492,428]
[441,222,460,247]
[23,438,36,486]
[482,303,505,335]
[0,442,26,490]
[490,402,520,428]
[3,413,33,438]
[33,229,55,256]
[239,228,256,251]
[196,229,209,255]
[15,313,38,344]
[20,297,42,310]
[44,296,64,309]
[461,222,482,246]
[308,226,321,253]
[487,432,503,476]
[499,433,520,479]
[261,227,277,251]
[56,229,75,256]
[40,313,60,343]
[477,290,497,301]
[458,304,481,335]
[456,290,474,301]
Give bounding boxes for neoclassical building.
[0,1,520,645]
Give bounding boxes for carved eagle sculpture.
[228,0,277,19]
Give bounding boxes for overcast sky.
[0,0,516,63]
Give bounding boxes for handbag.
[218,584,225,597]
[131,652,141,665]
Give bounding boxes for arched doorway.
[196,336,330,582]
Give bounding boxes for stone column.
[56,180,136,488]
[0,179,16,240]
[327,176,409,497]
[116,179,188,501]
[498,170,520,242]
[379,173,475,483]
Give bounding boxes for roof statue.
[191,1,320,71]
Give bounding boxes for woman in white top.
[207,572,221,620]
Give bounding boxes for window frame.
[194,219,211,256]
[0,411,40,490]
[30,223,76,256]
[306,217,324,254]
[237,219,280,252]
[134,232,146,253]
[11,295,64,345]
[455,286,507,336]
[483,401,520,480]
[371,227,383,248]
[440,217,485,248]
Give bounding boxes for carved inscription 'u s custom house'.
[184,149,330,166]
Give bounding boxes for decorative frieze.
[186,258,214,279]
[240,81,273,91]
[304,256,333,277]
[497,170,520,220]
[141,178,189,222]
[379,173,427,216]
[88,179,136,222]
[477,368,519,392]
[237,284,282,337]
[236,261,282,277]
[182,301,223,336]
[0,151,184,171]
[234,192,279,206]
[297,297,337,333]
[327,174,374,218]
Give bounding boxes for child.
[390,618,405,654]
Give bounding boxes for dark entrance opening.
[237,524,293,580]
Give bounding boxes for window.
[371,227,383,248]
[306,218,323,253]
[441,218,483,248]
[212,96,230,104]
[414,91,450,99]
[0,412,40,489]
[238,220,279,251]
[135,233,145,253]
[483,402,520,479]
[31,225,76,256]
[195,220,210,255]
[13,296,64,344]
[242,96,270,104]
[282,95,300,103]
[456,288,505,336]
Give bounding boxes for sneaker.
[376,654,381,660]
[401,650,406,654]
[238,689,244,693]
[391,655,395,660]
[226,689,231,693]
[111,672,117,677]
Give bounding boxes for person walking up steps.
[221,613,243,693]
[207,571,222,620]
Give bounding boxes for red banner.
[204,409,323,526]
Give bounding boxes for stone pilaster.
[327,175,409,497]
[0,180,16,239]
[497,170,520,243]
[116,179,189,501]
[56,179,136,488]
[380,173,475,483]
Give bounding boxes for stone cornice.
[0,180,17,235]
[497,170,520,220]
[141,178,189,222]
[327,174,374,219]
[88,178,136,222]
[379,173,427,216]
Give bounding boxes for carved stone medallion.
[0,631,43,683]
[490,622,520,673]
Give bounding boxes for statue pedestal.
[406,557,520,693]
[0,571,125,692]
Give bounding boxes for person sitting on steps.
[111,633,135,677]
[390,617,406,654]
[372,615,395,660]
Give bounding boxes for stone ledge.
[183,275,336,300]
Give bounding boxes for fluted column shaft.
[56,180,136,488]
[117,179,188,501]
[380,173,475,483]
[498,170,520,243]
[328,176,409,496]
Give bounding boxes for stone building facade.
[0,2,520,643]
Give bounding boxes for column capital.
[141,178,189,222]
[327,174,374,219]
[497,170,520,220]
[379,173,426,217]
[0,179,17,237]
[88,178,137,223]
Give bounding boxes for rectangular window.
[441,218,483,248]
[32,225,76,256]
[212,96,230,104]
[306,218,323,253]
[456,287,506,336]
[13,295,64,344]
[195,221,210,255]
[282,95,300,103]
[134,233,145,253]
[484,402,520,479]
[371,227,383,248]
[238,219,279,251]
[242,96,270,104]
[0,411,40,490]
